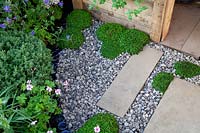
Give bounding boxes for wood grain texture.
[72,0,83,9]
[161,0,175,41]
[150,0,167,42]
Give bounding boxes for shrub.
[0,31,52,95]
[76,113,119,133]
[152,72,174,93]
[120,29,149,55]
[174,61,200,78]
[57,28,85,49]
[67,10,92,30]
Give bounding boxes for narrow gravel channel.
[55,19,200,133]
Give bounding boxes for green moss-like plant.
[96,23,127,59]
[0,31,52,95]
[96,23,127,42]
[174,61,200,78]
[152,72,174,93]
[96,23,150,59]
[57,28,85,49]
[67,10,92,30]
[76,113,119,133]
[120,29,149,55]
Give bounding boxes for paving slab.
[145,78,200,133]
[97,47,163,117]
[182,21,200,58]
[162,5,200,50]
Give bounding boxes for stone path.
[145,78,200,133]
[97,47,163,117]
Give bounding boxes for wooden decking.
[162,4,200,58]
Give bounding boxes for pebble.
[56,19,200,132]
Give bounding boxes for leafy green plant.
[67,10,92,30]
[0,30,52,96]
[76,113,119,133]
[57,28,85,49]
[0,80,60,132]
[152,72,174,93]
[89,0,147,20]
[174,61,200,78]
[120,29,149,55]
[0,0,63,45]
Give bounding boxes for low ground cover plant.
[96,23,150,59]
[96,23,127,59]
[67,9,92,30]
[120,29,150,55]
[76,113,119,133]
[152,72,174,93]
[174,61,200,78]
[0,0,63,45]
[57,9,92,49]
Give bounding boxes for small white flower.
[26,84,33,91]
[55,89,61,95]
[46,86,52,92]
[94,125,100,133]
[27,80,31,84]
[47,130,53,133]
[31,120,37,125]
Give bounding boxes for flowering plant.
[0,80,61,132]
[0,0,64,45]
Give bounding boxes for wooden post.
[161,0,175,41]
[72,0,83,9]
[150,0,167,42]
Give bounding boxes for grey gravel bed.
[56,19,200,133]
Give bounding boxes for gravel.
[56,19,200,133]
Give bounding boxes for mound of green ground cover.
[152,72,174,93]
[0,30,52,95]
[58,10,92,49]
[120,29,150,55]
[57,28,84,49]
[174,61,200,78]
[67,9,92,30]
[76,113,119,133]
[96,23,127,59]
[96,23,150,59]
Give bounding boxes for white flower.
[55,89,61,95]
[27,80,31,84]
[94,125,100,133]
[46,86,52,92]
[26,84,33,91]
[31,120,37,125]
[47,130,53,133]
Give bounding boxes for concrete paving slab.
[162,5,200,50]
[97,47,163,117]
[182,21,200,58]
[145,78,200,133]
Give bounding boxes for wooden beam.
[72,0,83,9]
[150,0,167,42]
[161,0,175,41]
